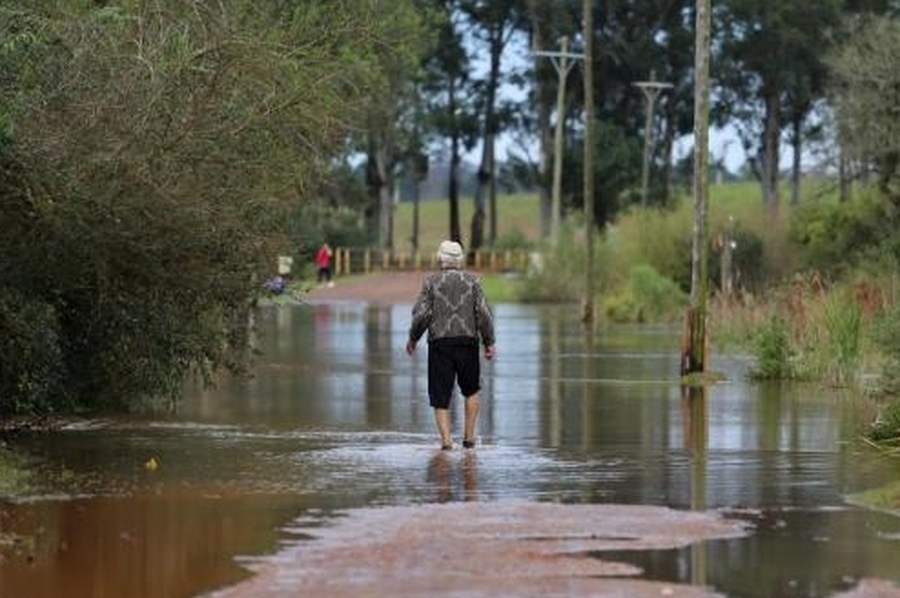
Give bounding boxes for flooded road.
[1,301,899,597]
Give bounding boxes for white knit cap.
[436,240,464,267]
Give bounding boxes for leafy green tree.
[459,0,528,252]
[0,0,424,414]
[714,0,844,214]
[359,2,430,250]
[829,14,900,202]
[419,0,480,244]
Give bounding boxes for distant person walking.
[406,240,495,450]
[315,242,333,287]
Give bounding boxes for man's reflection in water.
[461,451,477,501]
[427,451,453,502]
[426,451,478,502]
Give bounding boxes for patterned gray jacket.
[408,269,495,347]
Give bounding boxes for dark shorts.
[427,338,480,409]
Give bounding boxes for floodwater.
[1,301,899,598]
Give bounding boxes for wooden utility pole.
[534,37,583,246]
[633,71,672,207]
[681,0,711,376]
[582,0,595,325]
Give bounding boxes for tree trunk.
[661,93,677,208]
[488,25,501,246]
[790,112,802,207]
[365,135,383,245]
[471,22,502,254]
[449,135,462,244]
[839,147,851,202]
[447,84,462,244]
[377,148,393,250]
[761,89,781,217]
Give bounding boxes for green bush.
[790,190,898,276]
[602,264,686,323]
[869,400,900,442]
[516,226,598,303]
[750,315,795,380]
[0,290,68,415]
[493,227,534,251]
[873,303,900,397]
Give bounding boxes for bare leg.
[434,408,452,448]
[463,393,480,447]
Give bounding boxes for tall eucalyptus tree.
[829,14,900,201]
[359,3,431,250]
[419,0,480,244]
[714,0,844,214]
[459,0,528,251]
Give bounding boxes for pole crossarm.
[633,80,674,94]
[533,50,584,73]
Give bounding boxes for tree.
[524,0,560,239]
[524,1,697,226]
[829,14,900,201]
[354,3,430,250]
[419,0,480,244]
[714,0,844,214]
[459,0,527,254]
[0,0,425,414]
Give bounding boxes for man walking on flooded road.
[406,240,495,450]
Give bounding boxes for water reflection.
[426,451,478,503]
[0,301,898,598]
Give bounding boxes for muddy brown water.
[1,301,899,598]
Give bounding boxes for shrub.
[869,400,900,443]
[749,315,795,380]
[0,290,68,415]
[602,264,686,323]
[493,227,534,251]
[516,226,597,304]
[790,190,898,276]
[873,303,900,397]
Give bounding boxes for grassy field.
[393,193,543,254]
[393,178,845,256]
[392,180,799,253]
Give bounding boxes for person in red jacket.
[315,242,333,287]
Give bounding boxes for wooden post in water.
[681,0,711,376]
[581,0,596,325]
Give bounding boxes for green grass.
[846,479,900,514]
[393,178,840,255]
[394,193,542,253]
[480,272,523,303]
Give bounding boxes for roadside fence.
[331,247,532,276]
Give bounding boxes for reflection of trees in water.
[365,306,394,427]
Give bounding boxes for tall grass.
[713,272,876,386]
